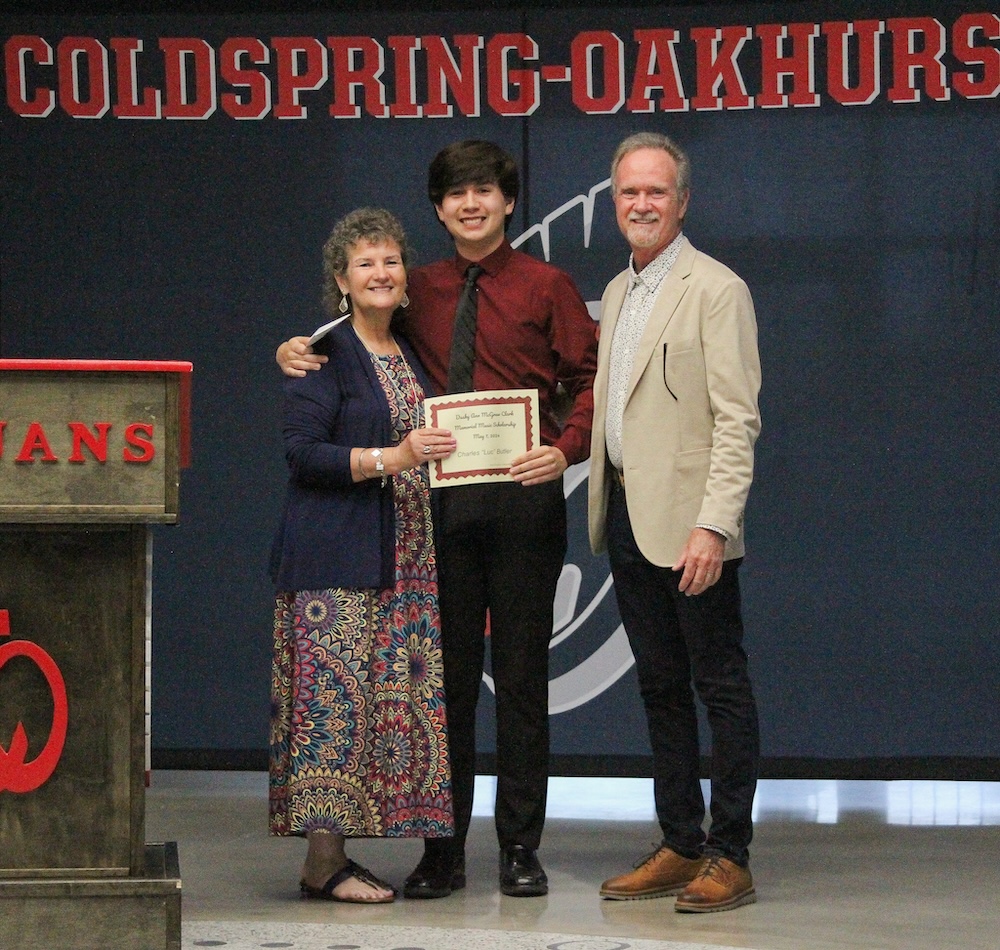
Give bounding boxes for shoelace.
[693,856,726,880]
[635,845,667,869]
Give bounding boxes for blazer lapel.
[626,240,694,399]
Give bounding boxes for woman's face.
[336,238,406,317]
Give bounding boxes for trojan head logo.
[0,610,69,794]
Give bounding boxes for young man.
[588,132,761,913]
[278,140,597,898]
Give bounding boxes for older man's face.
[613,147,690,268]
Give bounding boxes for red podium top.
[0,359,192,373]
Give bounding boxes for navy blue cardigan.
[269,319,434,592]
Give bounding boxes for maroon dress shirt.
[402,240,598,466]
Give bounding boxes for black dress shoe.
[499,845,548,896]
[403,846,466,899]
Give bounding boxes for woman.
[269,208,457,903]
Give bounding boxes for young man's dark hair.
[427,139,519,228]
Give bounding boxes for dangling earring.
[338,295,349,314]
[400,292,410,308]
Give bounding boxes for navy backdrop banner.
[2,2,998,773]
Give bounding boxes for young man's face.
[435,182,515,260]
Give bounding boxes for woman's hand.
[392,427,456,473]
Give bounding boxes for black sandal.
[300,860,396,904]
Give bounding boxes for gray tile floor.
[147,773,1000,950]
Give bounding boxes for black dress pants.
[432,478,566,853]
[607,480,759,866]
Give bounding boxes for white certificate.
[424,389,540,487]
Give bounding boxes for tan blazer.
[588,238,761,567]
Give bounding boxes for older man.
[588,132,762,913]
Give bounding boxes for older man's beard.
[625,216,662,248]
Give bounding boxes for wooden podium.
[0,360,191,950]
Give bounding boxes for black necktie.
[446,263,484,394]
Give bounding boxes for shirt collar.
[627,232,686,293]
[454,239,512,279]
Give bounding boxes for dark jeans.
[607,481,759,866]
[431,478,566,855]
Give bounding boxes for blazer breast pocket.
[662,339,701,402]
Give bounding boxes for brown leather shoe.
[674,856,756,913]
[599,846,703,900]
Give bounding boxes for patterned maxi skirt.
[269,462,454,838]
